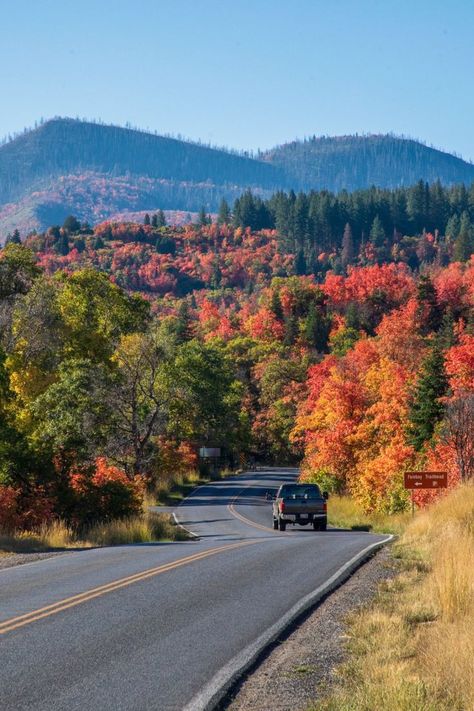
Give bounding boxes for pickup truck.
[272,483,328,532]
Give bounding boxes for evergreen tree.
[174,301,193,343]
[270,290,284,321]
[158,209,166,227]
[407,342,448,451]
[453,211,473,261]
[341,223,354,271]
[284,314,298,345]
[143,213,151,226]
[369,215,385,247]
[416,275,443,335]
[295,249,307,275]
[217,198,231,225]
[304,303,331,352]
[56,233,70,256]
[198,206,208,227]
[151,213,158,228]
[63,215,81,233]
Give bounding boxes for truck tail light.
[323,502,327,512]
[279,501,285,513]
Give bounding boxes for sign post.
[404,471,448,517]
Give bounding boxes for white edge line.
[183,533,394,711]
[172,512,200,540]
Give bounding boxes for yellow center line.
[0,540,258,636]
[227,488,277,533]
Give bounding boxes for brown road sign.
[404,471,448,489]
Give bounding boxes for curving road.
[0,468,389,711]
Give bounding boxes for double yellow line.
[0,540,257,636]
[228,489,277,534]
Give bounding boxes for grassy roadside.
[328,495,411,535]
[0,466,239,555]
[312,484,474,711]
[0,511,189,555]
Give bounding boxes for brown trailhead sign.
[404,471,448,489]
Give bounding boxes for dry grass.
[328,494,411,535]
[0,512,189,553]
[83,512,189,546]
[313,483,474,711]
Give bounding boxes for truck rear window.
[279,484,321,499]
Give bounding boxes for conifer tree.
[143,213,151,226]
[217,198,231,225]
[407,342,448,451]
[151,213,158,228]
[270,290,284,321]
[157,209,166,227]
[453,211,472,262]
[198,206,208,227]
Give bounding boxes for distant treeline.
[231,181,474,270]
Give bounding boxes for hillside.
[264,134,474,192]
[2,119,474,237]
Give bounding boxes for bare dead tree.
[445,392,474,482]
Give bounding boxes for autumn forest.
[2,181,474,530]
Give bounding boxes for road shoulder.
[222,546,397,711]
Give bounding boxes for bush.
[69,458,143,525]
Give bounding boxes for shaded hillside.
[0,119,283,206]
[264,134,474,192]
[2,119,474,237]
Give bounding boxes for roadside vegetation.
[313,483,474,711]
[328,495,411,535]
[0,511,188,555]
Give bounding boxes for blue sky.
[1,0,473,158]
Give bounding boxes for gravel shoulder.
[222,546,396,711]
[0,551,65,570]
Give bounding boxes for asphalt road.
[0,468,388,711]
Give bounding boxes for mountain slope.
[1,119,474,236]
[264,134,474,192]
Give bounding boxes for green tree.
[143,213,151,226]
[217,198,231,225]
[453,211,473,262]
[63,215,81,233]
[198,206,209,227]
[157,209,166,227]
[407,342,448,451]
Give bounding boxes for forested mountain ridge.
[2,118,474,237]
[264,134,474,192]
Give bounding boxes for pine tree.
[416,275,443,335]
[151,214,158,228]
[341,223,354,271]
[198,206,208,227]
[143,213,151,226]
[270,290,284,321]
[453,211,472,262]
[157,209,166,227]
[369,215,385,247]
[305,303,331,352]
[407,342,448,451]
[295,249,307,275]
[175,301,193,343]
[217,198,231,225]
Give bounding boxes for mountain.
[1,118,474,237]
[263,134,474,192]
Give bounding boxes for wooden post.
[411,489,415,518]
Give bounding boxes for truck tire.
[320,522,327,531]
[278,518,286,532]
[273,518,278,530]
